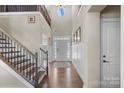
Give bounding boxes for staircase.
[0,29,48,88]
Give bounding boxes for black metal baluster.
[26,51,28,78]
[32,56,35,82]
[34,56,36,83]
[14,42,16,67]
[29,54,31,80]
[30,55,33,81]
[10,39,13,65]
[46,51,48,75]
[22,49,26,75]
[6,37,10,62]
[21,46,23,73]
[16,44,19,70]
[35,52,38,88]
[7,37,10,62]
[25,50,28,78]
[20,46,22,72]
[21,47,23,74]
[19,45,22,72]
[1,32,4,56]
[23,48,25,75]
[4,34,7,59]
[26,52,30,79]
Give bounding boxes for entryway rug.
[53,61,71,68]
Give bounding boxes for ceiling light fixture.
[57,5,64,17]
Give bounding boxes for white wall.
[72,5,102,87]
[72,5,85,84]
[84,12,100,88]
[0,60,28,88]
[0,66,26,87]
[0,12,51,54]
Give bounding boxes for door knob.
[103,55,106,57]
[103,60,109,63]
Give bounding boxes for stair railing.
[0,28,39,87]
[39,48,48,75]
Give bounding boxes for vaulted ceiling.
[46,5,73,37]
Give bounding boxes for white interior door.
[101,18,120,88]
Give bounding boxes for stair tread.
[31,70,46,81]
[8,55,25,59]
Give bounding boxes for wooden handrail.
[40,48,48,54]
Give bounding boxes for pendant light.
[57,5,64,16]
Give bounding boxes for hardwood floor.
[38,61,83,88]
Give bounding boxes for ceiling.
[45,5,73,37]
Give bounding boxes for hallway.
[0,5,122,88]
[38,61,83,88]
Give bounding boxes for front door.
[101,18,120,88]
[54,39,71,61]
